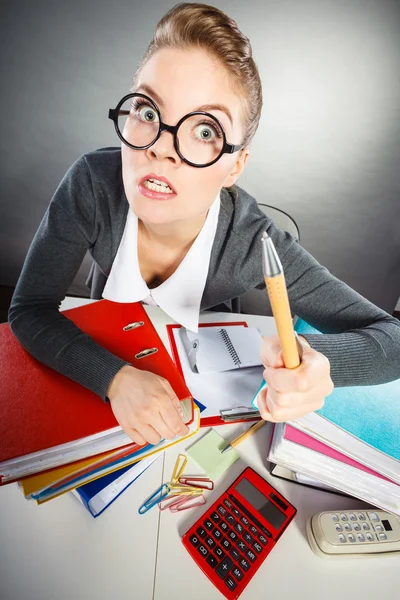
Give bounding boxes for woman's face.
[121,47,249,226]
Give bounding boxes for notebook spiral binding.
[219,328,241,367]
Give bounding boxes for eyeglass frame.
[108,92,244,168]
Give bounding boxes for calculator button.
[223,499,233,509]
[353,523,361,532]
[225,577,237,592]
[217,505,227,516]
[368,512,379,521]
[343,523,352,532]
[365,532,374,542]
[213,528,223,541]
[338,534,346,543]
[198,544,208,557]
[232,508,241,518]
[207,553,218,568]
[348,534,356,543]
[234,522,244,535]
[357,513,366,521]
[204,519,214,530]
[237,539,248,553]
[206,537,215,548]
[378,533,387,541]
[241,516,250,527]
[228,531,238,542]
[357,533,365,542]
[215,546,224,559]
[374,525,383,532]
[349,513,357,521]
[230,548,240,561]
[331,514,339,522]
[211,512,221,523]
[259,534,268,545]
[221,538,232,551]
[220,521,229,532]
[232,566,244,581]
[239,558,251,572]
[216,556,234,580]
[197,527,207,539]
[246,549,257,562]
[243,532,254,545]
[249,525,258,536]
[340,513,348,521]
[362,523,370,531]
[227,514,236,526]
[335,524,343,532]
[189,534,200,547]
[253,541,263,553]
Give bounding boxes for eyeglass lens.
[117,96,225,166]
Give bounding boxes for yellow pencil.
[261,231,302,369]
[221,419,266,454]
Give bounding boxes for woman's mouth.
[138,176,177,200]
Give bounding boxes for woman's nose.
[146,129,182,165]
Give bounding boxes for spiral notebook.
[179,326,263,373]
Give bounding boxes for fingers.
[158,378,190,437]
[263,349,331,394]
[261,335,285,368]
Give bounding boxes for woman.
[9,3,400,448]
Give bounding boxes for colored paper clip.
[167,485,204,495]
[178,476,214,491]
[170,454,187,485]
[158,494,191,511]
[138,483,170,514]
[170,494,206,512]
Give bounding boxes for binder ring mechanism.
[138,454,213,514]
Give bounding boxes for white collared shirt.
[102,193,220,332]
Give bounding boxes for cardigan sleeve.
[8,155,129,400]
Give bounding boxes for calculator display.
[235,478,286,529]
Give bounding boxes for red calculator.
[182,466,296,599]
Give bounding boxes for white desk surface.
[1,298,398,600]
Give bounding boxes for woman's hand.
[106,365,189,446]
[258,334,334,422]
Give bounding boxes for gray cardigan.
[9,147,400,400]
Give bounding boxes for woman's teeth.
[143,179,174,194]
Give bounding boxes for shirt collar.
[102,192,220,332]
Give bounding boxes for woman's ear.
[223,148,250,187]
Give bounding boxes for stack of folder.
[0,300,199,514]
[266,320,400,516]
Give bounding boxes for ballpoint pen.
[221,419,266,454]
[261,231,302,369]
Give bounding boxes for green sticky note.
[186,429,240,480]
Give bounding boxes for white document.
[173,325,264,419]
[179,326,263,372]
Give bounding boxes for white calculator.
[306,509,400,558]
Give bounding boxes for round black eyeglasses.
[108,93,244,168]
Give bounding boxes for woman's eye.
[195,124,218,142]
[138,106,159,123]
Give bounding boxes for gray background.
[0,0,399,312]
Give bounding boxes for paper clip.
[178,476,214,491]
[167,485,204,495]
[135,347,158,360]
[170,454,187,485]
[138,483,170,514]
[158,494,191,511]
[170,494,206,512]
[123,321,144,331]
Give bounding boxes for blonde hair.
[131,2,263,148]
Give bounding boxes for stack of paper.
[259,320,400,516]
[0,300,199,511]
